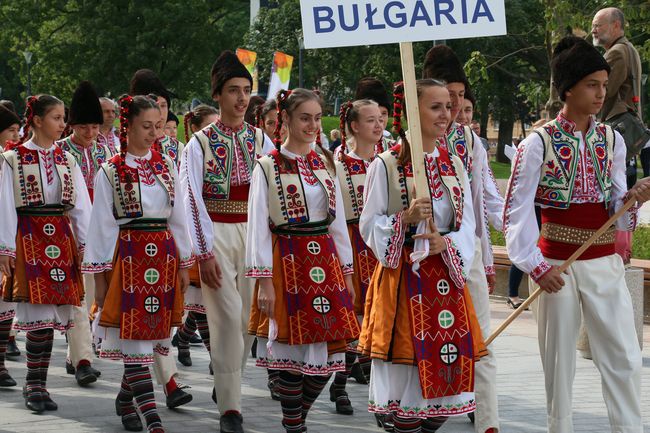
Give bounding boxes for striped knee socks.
[124,364,162,431]
[278,371,303,433]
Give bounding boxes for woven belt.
[205,200,248,215]
[17,205,66,216]
[120,218,168,232]
[540,223,615,246]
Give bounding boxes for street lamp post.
[23,51,33,96]
[296,33,304,88]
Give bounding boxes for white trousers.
[66,274,96,366]
[202,222,255,414]
[538,255,642,433]
[466,238,500,433]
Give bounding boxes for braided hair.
[20,95,63,144]
[183,104,219,142]
[118,94,160,165]
[339,99,384,160]
[338,101,353,159]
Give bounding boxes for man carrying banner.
[504,35,649,433]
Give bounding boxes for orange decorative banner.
[236,48,259,94]
[268,51,294,100]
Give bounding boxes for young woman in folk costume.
[129,69,184,167]
[354,77,394,152]
[422,45,503,433]
[57,81,112,387]
[0,95,92,412]
[0,103,22,389]
[173,104,219,371]
[358,80,487,433]
[327,99,390,415]
[255,99,281,151]
[82,95,193,433]
[246,88,359,433]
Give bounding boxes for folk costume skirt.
[358,248,487,418]
[2,207,83,332]
[249,230,360,375]
[97,220,183,365]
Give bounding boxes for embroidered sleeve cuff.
[341,263,354,275]
[245,266,273,278]
[484,265,496,276]
[440,236,466,289]
[197,251,214,262]
[0,245,16,259]
[382,211,406,269]
[530,260,552,283]
[179,256,195,269]
[81,261,113,273]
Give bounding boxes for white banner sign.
[300,0,507,49]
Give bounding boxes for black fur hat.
[354,77,391,112]
[167,111,179,125]
[464,86,476,107]
[210,50,253,97]
[68,81,103,125]
[552,36,610,101]
[0,104,20,133]
[422,45,468,88]
[129,69,173,106]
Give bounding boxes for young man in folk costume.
[422,45,503,433]
[98,97,119,154]
[0,95,92,412]
[127,68,193,410]
[0,103,22,388]
[354,77,393,151]
[358,79,486,433]
[56,81,111,386]
[329,98,392,416]
[504,36,650,433]
[129,69,183,167]
[180,50,272,433]
[82,95,194,433]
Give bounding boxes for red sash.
[276,233,359,345]
[17,212,82,306]
[404,252,475,399]
[118,227,178,340]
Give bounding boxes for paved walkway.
[1,301,649,432]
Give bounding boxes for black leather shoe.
[42,392,58,411]
[75,364,98,386]
[89,365,101,377]
[189,332,202,346]
[65,360,75,375]
[329,386,353,415]
[211,387,217,405]
[166,388,192,409]
[25,398,45,413]
[178,351,192,367]
[6,339,20,357]
[219,412,244,433]
[350,362,368,384]
[467,412,475,423]
[0,370,17,387]
[121,413,144,432]
[375,413,394,432]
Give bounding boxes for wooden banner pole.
[399,42,430,200]
[485,198,637,346]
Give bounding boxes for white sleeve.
[167,165,195,269]
[503,133,551,282]
[81,169,119,273]
[611,130,639,230]
[179,137,214,261]
[68,162,92,250]
[245,164,273,278]
[0,160,17,257]
[262,134,275,155]
[359,158,406,269]
[329,177,354,274]
[474,132,504,233]
[443,169,476,281]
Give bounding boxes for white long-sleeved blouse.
[0,141,91,257]
[503,117,637,282]
[245,147,354,278]
[81,151,194,273]
[359,147,476,283]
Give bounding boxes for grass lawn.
[489,160,512,179]
[490,226,650,260]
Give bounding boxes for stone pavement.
[1,301,649,433]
